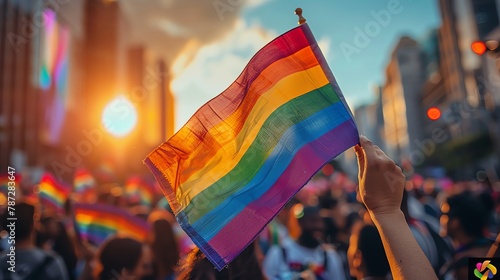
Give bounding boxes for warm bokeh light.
[426,107,441,121]
[471,41,487,55]
[0,193,6,206]
[321,164,334,176]
[102,95,137,137]
[110,186,123,197]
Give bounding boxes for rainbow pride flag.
[74,168,95,193]
[39,173,70,212]
[124,176,156,207]
[74,203,150,245]
[144,23,359,269]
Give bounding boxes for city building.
[433,0,499,179]
[0,0,175,184]
[353,86,385,151]
[381,36,425,161]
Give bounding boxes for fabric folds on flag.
[74,203,150,245]
[144,23,359,269]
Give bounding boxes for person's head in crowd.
[131,205,151,221]
[348,223,390,280]
[2,202,36,245]
[35,215,77,278]
[294,205,325,248]
[97,236,147,280]
[147,216,180,279]
[319,195,338,211]
[53,220,78,279]
[440,192,488,244]
[277,197,298,226]
[319,195,340,241]
[140,245,155,280]
[177,240,264,280]
[344,211,362,235]
[478,192,495,218]
[36,215,53,248]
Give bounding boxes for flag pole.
[295,8,306,25]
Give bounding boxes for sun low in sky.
[101,95,138,138]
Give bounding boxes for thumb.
[354,143,365,179]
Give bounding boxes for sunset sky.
[147,0,442,129]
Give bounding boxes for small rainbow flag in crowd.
[145,23,359,269]
[95,158,116,182]
[74,203,150,245]
[74,168,95,193]
[124,176,156,207]
[39,173,70,212]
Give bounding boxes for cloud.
[120,0,243,63]
[171,19,276,129]
[246,0,274,8]
[317,37,331,60]
[119,0,279,130]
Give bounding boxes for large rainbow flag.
[144,23,359,269]
[74,203,150,245]
[39,173,70,212]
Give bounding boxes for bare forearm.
[370,210,437,280]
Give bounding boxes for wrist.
[368,209,405,223]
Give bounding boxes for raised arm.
[354,136,437,280]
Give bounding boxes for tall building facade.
[434,0,499,179]
[354,86,385,152]
[381,36,425,160]
[0,0,176,183]
[0,0,86,180]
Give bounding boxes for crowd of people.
[1,136,499,279]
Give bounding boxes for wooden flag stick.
[295,8,306,25]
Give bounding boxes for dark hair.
[98,237,143,280]
[357,224,390,277]
[477,192,495,215]
[319,195,338,210]
[447,193,487,238]
[344,212,361,234]
[149,219,180,277]
[2,203,35,240]
[177,242,264,280]
[296,205,321,221]
[53,221,78,279]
